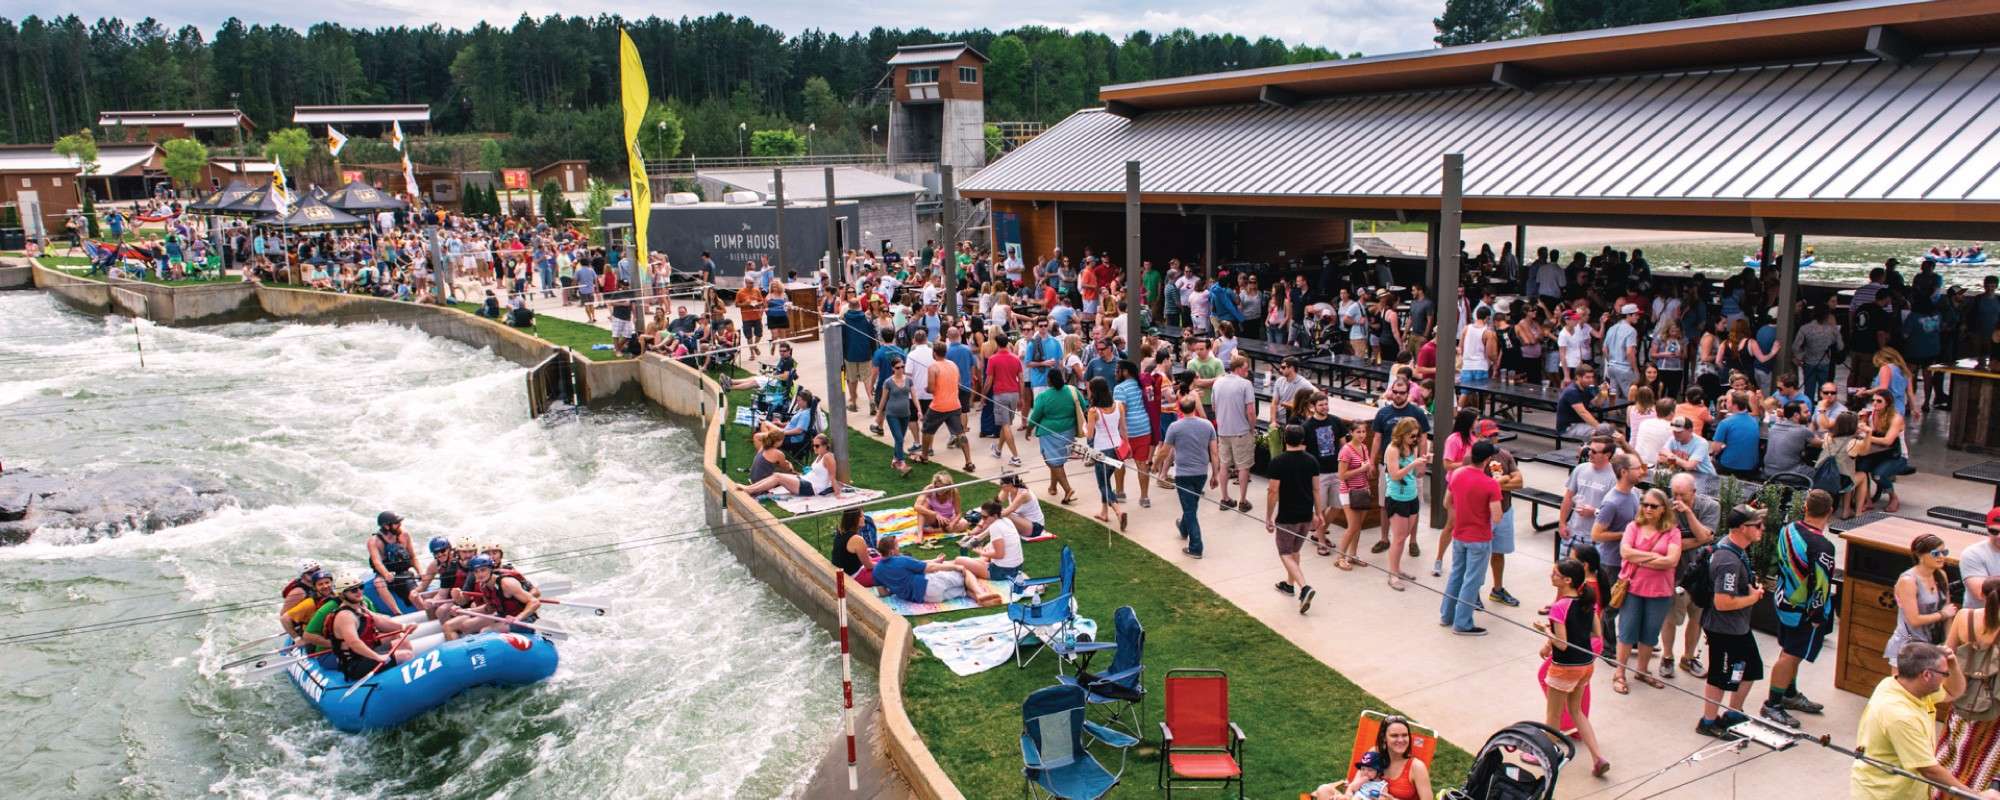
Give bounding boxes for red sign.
[341,169,365,184]
[502,168,530,190]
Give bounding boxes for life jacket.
[281,576,312,599]
[478,570,536,617]
[436,557,465,596]
[331,603,382,667]
[374,531,414,574]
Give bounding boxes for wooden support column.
[1777,229,1804,380]
[1429,155,1464,531]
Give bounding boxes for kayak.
[1743,255,1816,268]
[283,630,559,732]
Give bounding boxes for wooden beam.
[1866,25,1918,64]
[1258,85,1300,108]
[1103,100,1142,119]
[1491,62,1543,92]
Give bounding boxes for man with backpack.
[1764,489,1837,728]
[1697,505,1768,740]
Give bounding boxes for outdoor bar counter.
[1835,516,1982,696]
[1934,358,2000,454]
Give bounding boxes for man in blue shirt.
[868,537,1002,605]
[944,327,976,409]
[1712,391,1763,478]
[840,298,874,412]
[869,329,906,424]
[1084,338,1121,389]
[1659,416,1717,475]
[1022,321,1063,429]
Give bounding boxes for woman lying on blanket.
[742,433,842,498]
[869,535,1004,608]
[913,473,970,534]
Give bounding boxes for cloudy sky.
[13,0,1451,56]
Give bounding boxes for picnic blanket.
[767,488,885,514]
[912,612,1099,676]
[876,582,1019,617]
[733,406,757,426]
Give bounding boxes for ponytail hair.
[1983,580,2000,633]
[1557,559,1597,610]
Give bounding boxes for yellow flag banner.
[618,28,652,291]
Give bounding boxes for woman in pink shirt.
[1335,427,1376,571]
[1613,488,1682,694]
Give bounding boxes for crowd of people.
[717,234,2000,795]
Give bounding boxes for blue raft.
[285,630,559,732]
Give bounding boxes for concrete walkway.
[532,296,1991,800]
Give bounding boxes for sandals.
[1612,674,1630,695]
[1592,759,1612,778]
[1059,493,1077,505]
[1635,672,1665,690]
[1388,577,1406,592]
[1118,512,1128,532]
[1335,557,1355,572]
[1316,542,1334,557]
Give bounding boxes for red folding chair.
[1158,668,1244,799]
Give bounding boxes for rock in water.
[0,467,234,544]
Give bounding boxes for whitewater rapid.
[0,293,846,799]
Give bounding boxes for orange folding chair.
[1158,668,1244,799]
[1335,711,1438,789]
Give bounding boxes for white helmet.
[298,559,321,575]
[452,535,478,552]
[332,571,368,594]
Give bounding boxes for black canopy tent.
[323,179,409,213]
[256,196,366,230]
[187,179,253,213]
[216,183,292,218]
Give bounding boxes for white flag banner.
[271,161,294,216]
[401,152,419,199]
[327,126,349,157]
[390,120,406,152]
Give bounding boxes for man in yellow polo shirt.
[1853,641,2000,799]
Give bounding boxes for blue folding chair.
[1055,605,1146,739]
[1008,545,1077,668]
[1021,684,1137,800]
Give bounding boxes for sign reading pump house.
[602,201,860,286]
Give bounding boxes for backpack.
[1679,545,1719,610]
[1954,616,2000,722]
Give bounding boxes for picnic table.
[1458,376,1630,449]
[1154,324,1316,367]
[1304,354,1395,400]
[1952,460,2000,506]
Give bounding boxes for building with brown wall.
[886,43,987,169]
[531,160,590,194]
[98,110,253,145]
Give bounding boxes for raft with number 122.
[283,630,558,732]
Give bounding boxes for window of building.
[52,177,62,187]
[908,67,939,85]
[959,66,978,84]
[18,178,27,188]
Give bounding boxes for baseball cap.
[1727,504,1767,529]
[1475,419,1502,438]
[1672,416,1695,430]
[1619,303,1640,315]
[1355,750,1389,772]
[1987,506,2000,530]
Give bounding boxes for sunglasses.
[1932,548,1951,558]
[1641,502,1665,509]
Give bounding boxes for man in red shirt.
[984,333,1025,468]
[920,341,975,471]
[1441,440,1502,635]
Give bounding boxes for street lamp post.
[807,123,815,157]
[738,122,747,158]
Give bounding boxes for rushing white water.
[0,293,847,799]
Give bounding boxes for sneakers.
[1298,586,1317,615]
[1182,547,1203,559]
[1780,692,1825,715]
[1452,626,1489,637]
[990,445,1002,459]
[1759,702,1801,728]
[1680,656,1707,679]
[1008,456,1023,467]
[1431,560,1444,577]
[1489,587,1521,607]
[1236,499,1252,514]
[1275,581,1295,596]
[1694,718,1737,740]
[1370,540,1391,554]
[1139,497,1151,508]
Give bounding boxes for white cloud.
[11,0,1447,54]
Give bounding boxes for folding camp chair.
[1054,605,1146,739]
[1158,668,1245,799]
[1321,711,1439,795]
[1021,684,1137,800]
[1008,545,1077,668]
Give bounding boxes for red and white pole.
[836,571,857,791]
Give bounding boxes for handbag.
[1607,578,1630,611]
[1349,486,1377,511]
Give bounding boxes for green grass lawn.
[718,384,1473,798]
[445,301,621,360]
[48,263,239,287]
[4,252,91,267]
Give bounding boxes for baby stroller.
[1441,722,1573,800]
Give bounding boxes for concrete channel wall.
[18,264,957,800]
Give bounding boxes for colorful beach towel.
[763,487,886,514]
[876,582,1019,617]
[912,612,1098,675]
